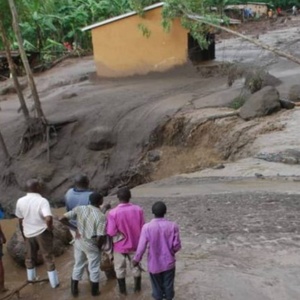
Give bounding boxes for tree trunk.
[8,0,46,121]
[187,13,300,65]
[0,19,30,121]
[0,130,10,160]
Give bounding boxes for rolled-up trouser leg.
[114,252,141,279]
[113,252,127,279]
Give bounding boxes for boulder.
[62,92,78,99]
[85,127,115,151]
[244,70,281,94]
[147,150,161,162]
[279,99,295,110]
[256,149,300,165]
[239,86,281,120]
[0,79,27,96]
[7,218,72,267]
[288,84,300,102]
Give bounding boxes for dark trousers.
[25,229,55,271]
[150,268,175,300]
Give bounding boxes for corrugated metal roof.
[82,2,164,32]
[81,2,241,32]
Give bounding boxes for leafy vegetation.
[0,0,140,62]
[229,94,247,109]
[1,0,299,65]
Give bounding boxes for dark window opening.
[188,33,215,63]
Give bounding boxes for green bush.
[229,95,247,109]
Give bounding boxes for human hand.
[132,260,139,268]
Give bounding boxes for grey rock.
[86,127,115,151]
[0,80,27,96]
[256,149,300,165]
[288,84,300,102]
[244,70,281,93]
[255,173,264,178]
[239,86,281,120]
[6,219,72,267]
[213,163,225,170]
[147,150,161,162]
[279,99,295,110]
[62,92,78,99]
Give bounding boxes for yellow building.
[82,3,189,78]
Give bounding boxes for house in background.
[82,2,239,78]
[225,2,269,18]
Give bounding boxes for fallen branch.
[0,278,49,300]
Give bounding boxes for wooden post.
[8,0,46,121]
[0,19,30,121]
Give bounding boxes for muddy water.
[1,208,154,300]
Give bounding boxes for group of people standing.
[13,174,181,300]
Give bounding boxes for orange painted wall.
[91,7,188,77]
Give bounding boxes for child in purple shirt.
[133,201,181,300]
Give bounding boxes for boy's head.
[117,187,131,203]
[152,201,167,218]
[74,174,89,189]
[89,192,103,207]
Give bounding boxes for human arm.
[0,224,6,244]
[172,224,181,253]
[59,207,78,230]
[106,212,118,237]
[59,216,77,231]
[132,226,148,267]
[45,215,54,232]
[95,214,107,249]
[18,218,26,240]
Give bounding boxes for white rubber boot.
[26,268,36,282]
[47,270,59,288]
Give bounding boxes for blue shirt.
[65,188,93,228]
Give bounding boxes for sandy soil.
[0,17,300,300]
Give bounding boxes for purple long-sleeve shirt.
[106,203,144,253]
[134,218,181,274]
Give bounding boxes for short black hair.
[152,201,167,217]
[89,192,103,206]
[74,174,89,189]
[117,186,131,202]
[26,178,42,193]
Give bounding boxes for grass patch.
[229,95,247,110]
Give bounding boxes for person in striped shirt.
[60,192,106,297]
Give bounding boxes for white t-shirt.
[15,193,52,238]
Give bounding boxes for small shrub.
[229,95,247,109]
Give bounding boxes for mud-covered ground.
[2,181,300,300]
[0,16,300,300]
